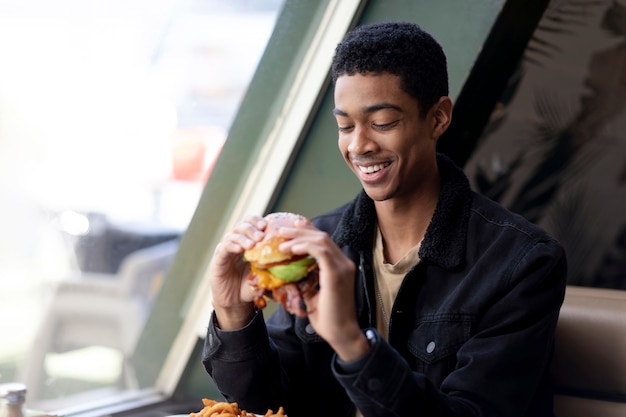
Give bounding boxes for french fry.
[264,407,286,417]
[190,399,287,417]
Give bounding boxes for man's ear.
[430,96,453,138]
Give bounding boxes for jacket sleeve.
[202,309,286,415]
[332,327,460,416]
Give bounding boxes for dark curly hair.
[331,21,448,117]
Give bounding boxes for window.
[0,0,284,413]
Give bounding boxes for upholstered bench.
[551,285,626,417]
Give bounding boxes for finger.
[214,236,248,257]
[233,219,265,241]
[277,227,327,254]
[241,214,267,230]
[222,224,264,252]
[277,221,317,238]
[301,291,318,315]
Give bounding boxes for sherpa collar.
[331,153,471,270]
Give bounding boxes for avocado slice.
[268,257,316,282]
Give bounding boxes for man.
[203,21,567,417]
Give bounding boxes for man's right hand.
[208,214,267,330]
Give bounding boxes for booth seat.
[551,285,626,417]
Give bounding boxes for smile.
[358,163,390,174]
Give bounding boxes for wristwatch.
[364,328,379,346]
[335,329,378,372]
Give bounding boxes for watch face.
[365,328,378,344]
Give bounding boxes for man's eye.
[372,121,399,130]
[337,125,353,132]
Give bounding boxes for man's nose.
[347,126,375,154]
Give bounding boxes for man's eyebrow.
[365,102,402,113]
[332,102,402,117]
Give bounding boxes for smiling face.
[333,72,450,203]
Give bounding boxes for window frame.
[156,0,367,393]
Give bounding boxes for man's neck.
[374,186,439,264]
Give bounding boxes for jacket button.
[426,341,436,353]
[305,324,316,334]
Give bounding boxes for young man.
[203,21,567,417]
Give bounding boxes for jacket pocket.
[407,314,472,384]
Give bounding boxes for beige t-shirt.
[372,225,421,339]
[355,226,421,417]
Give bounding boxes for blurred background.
[3,0,626,414]
[0,0,284,411]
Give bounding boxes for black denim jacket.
[203,153,568,417]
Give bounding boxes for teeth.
[359,163,388,174]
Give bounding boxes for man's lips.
[352,159,392,182]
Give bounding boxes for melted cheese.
[250,264,285,289]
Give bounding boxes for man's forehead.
[333,74,410,115]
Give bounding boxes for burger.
[244,212,319,317]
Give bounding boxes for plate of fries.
[178,398,287,417]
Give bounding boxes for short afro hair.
[331,21,449,117]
